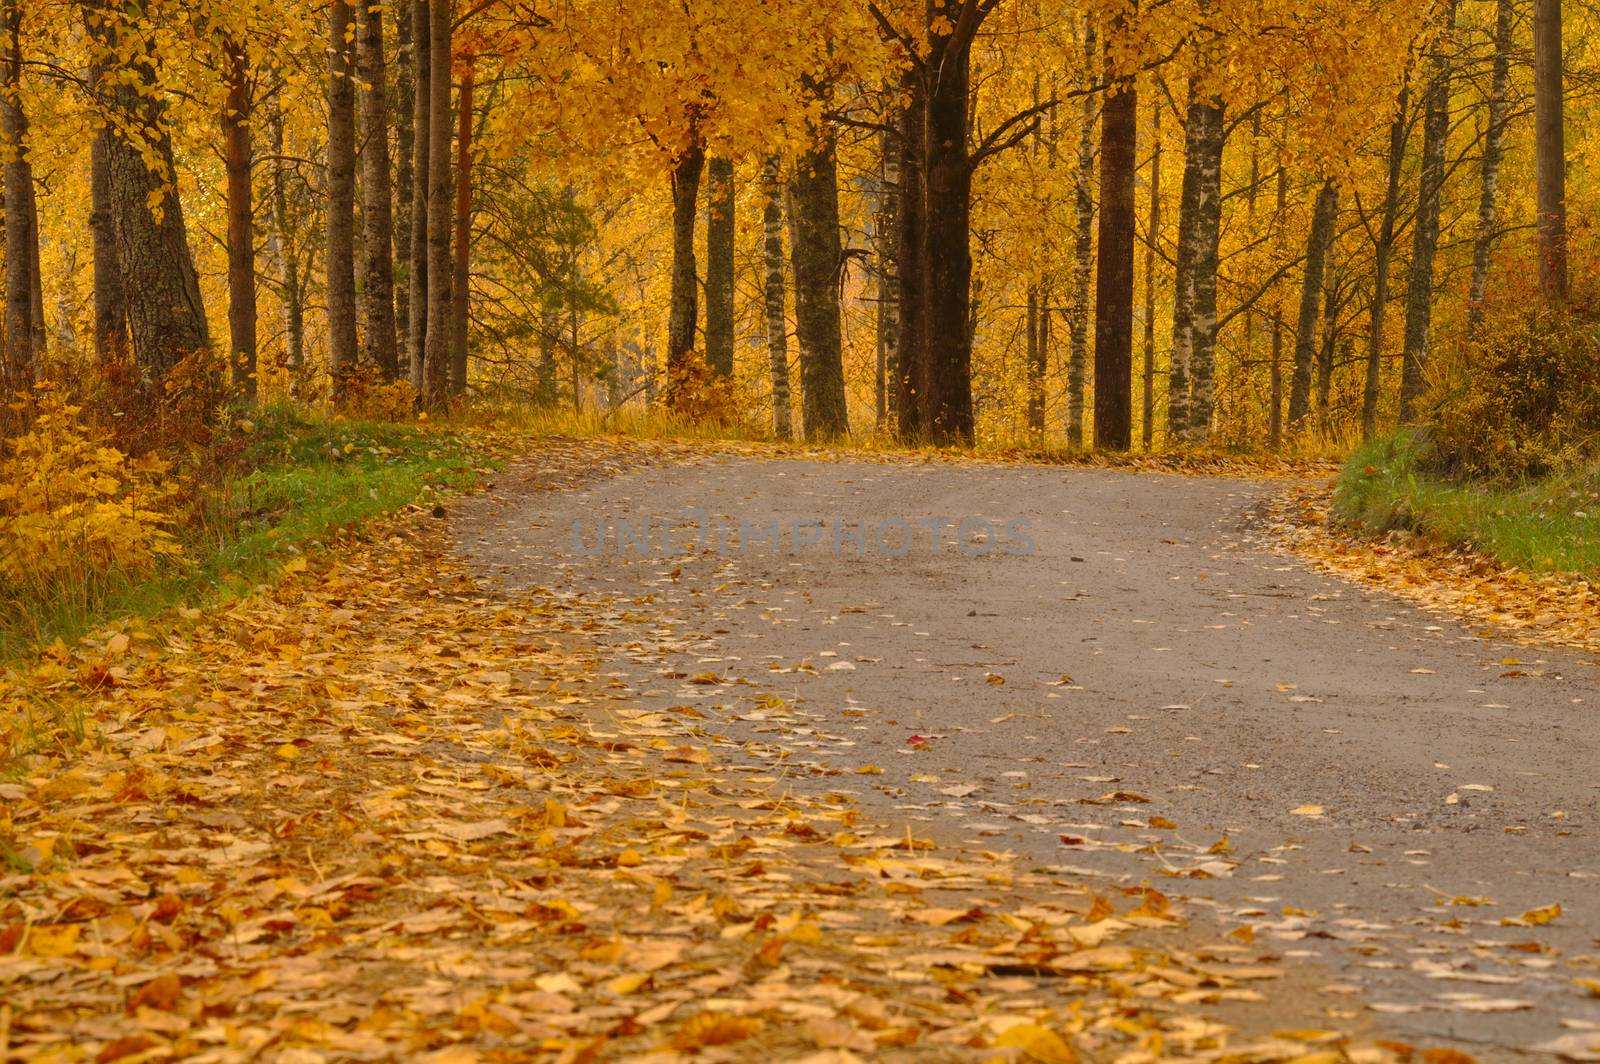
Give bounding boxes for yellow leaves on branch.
[0,388,181,590]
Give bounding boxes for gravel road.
[458,450,1600,1058]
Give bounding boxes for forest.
[0,0,1588,455]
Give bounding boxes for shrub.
[0,388,182,598]
[1425,265,1600,481]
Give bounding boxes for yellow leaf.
[1290,804,1324,817]
[671,1013,762,1050]
[994,1023,1077,1062]
[1504,902,1561,926]
[27,924,81,957]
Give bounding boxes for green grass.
[1334,432,1600,574]
[0,407,493,661]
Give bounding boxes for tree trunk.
[269,101,305,387]
[1467,0,1513,336]
[1182,95,1223,443]
[421,0,453,407]
[1363,91,1408,439]
[1269,117,1288,448]
[222,37,256,400]
[326,0,358,400]
[1141,98,1158,450]
[922,24,975,444]
[787,129,849,441]
[408,0,431,390]
[874,128,899,431]
[1093,73,1136,451]
[665,140,703,385]
[1399,1,1454,421]
[761,156,793,441]
[1288,178,1337,432]
[88,3,211,379]
[358,0,399,380]
[1316,240,1338,437]
[449,61,472,395]
[1069,20,1095,449]
[394,0,414,367]
[1533,0,1566,300]
[88,124,128,366]
[705,155,735,377]
[2,0,35,396]
[894,69,926,439]
[1026,284,1044,438]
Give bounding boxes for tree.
[705,156,735,377]
[1093,69,1136,451]
[85,1,211,380]
[421,0,453,407]
[1,0,36,397]
[408,0,431,391]
[221,36,257,400]
[1140,97,1159,450]
[358,0,399,381]
[787,125,848,440]
[1533,0,1566,299]
[326,0,359,400]
[665,139,703,385]
[449,59,474,395]
[1360,89,1409,439]
[761,156,793,441]
[1398,0,1454,422]
[1068,20,1095,449]
[1288,178,1338,432]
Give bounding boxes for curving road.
[458,450,1600,1057]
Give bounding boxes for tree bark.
[394,0,414,368]
[326,0,359,401]
[1399,0,1454,421]
[874,128,898,431]
[1288,178,1337,432]
[1069,20,1095,449]
[1140,97,1158,450]
[421,0,453,407]
[1316,239,1338,436]
[1093,73,1136,451]
[87,2,211,380]
[893,68,925,439]
[2,0,35,397]
[268,101,305,387]
[761,156,793,441]
[665,140,703,385]
[358,0,399,380]
[1166,86,1224,445]
[88,124,127,366]
[787,129,849,441]
[222,37,256,400]
[1026,284,1044,438]
[705,155,735,377]
[1533,0,1566,300]
[1362,90,1408,439]
[1467,0,1514,336]
[448,61,472,395]
[408,0,431,391]
[921,12,975,444]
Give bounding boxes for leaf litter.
[0,439,1537,1063]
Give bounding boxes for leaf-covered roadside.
[4,443,1472,1064]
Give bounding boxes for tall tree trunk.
[1316,240,1338,437]
[23,160,40,353]
[269,101,305,388]
[326,0,359,401]
[2,0,35,396]
[894,70,926,439]
[222,38,256,401]
[88,2,210,379]
[1026,284,1044,438]
[394,0,414,367]
[1141,98,1158,450]
[1093,72,1136,451]
[1269,115,1288,448]
[761,156,793,441]
[1467,0,1514,336]
[874,128,899,431]
[358,0,399,380]
[665,139,703,386]
[1533,0,1566,300]
[1363,91,1408,439]
[408,0,431,390]
[1068,24,1095,449]
[704,155,735,377]
[922,18,975,444]
[1399,1,1454,421]
[1182,95,1224,443]
[787,129,848,441]
[421,0,453,407]
[88,125,128,366]
[1288,178,1338,432]
[449,61,472,395]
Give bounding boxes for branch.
[970,98,1056,167]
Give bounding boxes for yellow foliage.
[0,389,181,592]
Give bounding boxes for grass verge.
[1334,431,1600,574]
[0,408,492,661]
